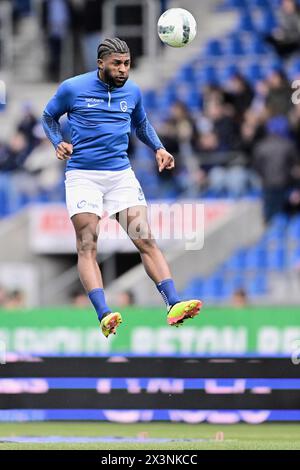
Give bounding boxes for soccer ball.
[157,8,197,48]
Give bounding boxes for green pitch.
[0,422,300,450]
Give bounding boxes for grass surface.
[0,422,300,450]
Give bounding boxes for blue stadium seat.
[266,248,286,271]
[223,36,245,55]
[237,13,255,31]
[245,247,268,270]
[222,0,247,8]
[225,249,247,270]
[175,64,195,84]
[268,213,289,231]
[247,274,268,295]
[218,64,240,83]
[203,39,223,57]
[254,11,277,33]
[243,63,263,82]
[202,276,225,298]
[229,275,246,290]
[244,36,269,54]
[248,0,270,7]
[194,66,219,86]
[287,59,300,80]
[143,90,157,111]
[182,278,204,299]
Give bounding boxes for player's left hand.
[156,148,175,173]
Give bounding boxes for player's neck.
[98,70,111,88]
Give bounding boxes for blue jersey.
[43,70,163,171]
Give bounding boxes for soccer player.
[42,38,202,337]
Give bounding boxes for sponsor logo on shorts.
[77,200,99,210]
[120,100,128,112]
[77,200,87,209]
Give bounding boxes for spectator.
[159,101,199,195]
[197,100,250,197]
[4,289,25,309]
[254,116,299,222]
[12,0,32,33]
[266,0,300,59]
[265,69,292,117]
[41,0,72,81]
[81,0,104,71]
[17,103,39,148]
[231,288,249,308]
[0,132,30,171]
[0,285,7,307]
[225,73,255,121]
[116,290,135,307]
[23,123,64,198]
[205,100,240,152]
[71,288,90,307]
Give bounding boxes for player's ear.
[97,59,104,70]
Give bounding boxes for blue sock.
[156,278,180,310]
[88,288,111,321]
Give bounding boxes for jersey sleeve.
[42,80,74,149]
[131,87,147,128]
[44,80,74,120]
[132,86,164,151]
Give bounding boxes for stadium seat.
[203,39,223,57]
[194,67,219,87]
[245,247,268,270]
[266,248,286,271]
[249,0,270,7]
[247,273,268,295]
[218,64,240,83]
[237,13,255,32]
[244,36,269,55]
[287,59,300,80]
[143,90,157,111]
[222,0,247,8]
[254,11,277,33]
[175,64,195,84]
[223,36,246,55]
[243,63,263,82]
[225,249,247,270]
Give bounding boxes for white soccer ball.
[157,8,197,48]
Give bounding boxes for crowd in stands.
[140,0,300,222]
[153,65,300,222]
[0,103,66,216]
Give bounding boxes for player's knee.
[76,230,98,256]
[135,236,157,254]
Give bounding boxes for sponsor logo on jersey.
[85,98,104,108]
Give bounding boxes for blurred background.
[0,0,300,426]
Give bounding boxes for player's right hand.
[56,142,73,160]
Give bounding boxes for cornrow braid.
[97,38,130,59]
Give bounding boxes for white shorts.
[65,168,147,219]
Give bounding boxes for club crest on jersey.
[120,100,128,112]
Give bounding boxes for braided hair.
[97,38,130,60]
